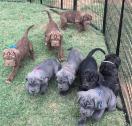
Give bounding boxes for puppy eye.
[29,83,36,87]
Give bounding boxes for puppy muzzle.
[58,84,69,93]
[84,21,91,25]
[51,40,60,47]
[4,59,16,67]
[80,83,94,91]
[80,107,94,117]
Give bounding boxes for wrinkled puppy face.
[82,14,92,25]
[26,73,48,95]
[26,78,41,95]
[78,92,95,109]
[46,31,62,47]
[3,48,19,67]
[80,107,95,118]
[56,70,75,93]
[80,70,100,90]
[78,92,95,117]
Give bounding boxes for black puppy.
[99,54,121,96]
[79,48,105,91]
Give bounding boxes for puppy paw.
[78,119,86,126]
[116,96,123,110]
[59,91,68,96]
[58,57,64,62]
[40,91,45,95]
[5,80,11,84]
[61,27,66,30]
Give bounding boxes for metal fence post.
[116,0,125,56]
[40,0,42,4]
[103,0,108,34]
[73,0,77,10]
[61,0,63,9]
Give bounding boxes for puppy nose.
[60,86,63,89]
[59,87,63,90]
[31,90,35,93]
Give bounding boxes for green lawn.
[0,2,126,126]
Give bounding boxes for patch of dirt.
[49,102,59,113]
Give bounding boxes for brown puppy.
[50,9,92,32]
[44,10,64,61]
[3,25,34,83]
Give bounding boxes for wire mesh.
[38,0,74,10]
[39,0,105,31]
[105,0,132,123]
[105,0,122,52]
[78,0,104,31]
[119,0,132,123]
[0,0,104,31]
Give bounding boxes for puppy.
[50,9,92,32]
[99,54,121,96]
[3,25,34,83]
[77,85,116,126]
[26,58,61,95]
[56,48,83,94]
[79,48,105,91]
[44,10,64,61]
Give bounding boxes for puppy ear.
[56,70,61,78]
[77,92,82,103]
[25,73,33,83]
[92,98,106,109]
[44,77,48,83]
[25,76,28,81]
[41,77,49,84]
[45,32,51,42]
[3,49,7,57]
[67,74,75,85]
[97,73,104,84]
[92,98,101,109]
[13,49,21,65]
[88,15,92,20]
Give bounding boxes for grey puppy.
[56,48,83,93]
[77,85,116,126]
[26,58,61,95]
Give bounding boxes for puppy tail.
[24,25,34,38]
[43,10,53,22]
[49,9,61,15]
[87,48,106,57]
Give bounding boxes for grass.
[0,2,127,126]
